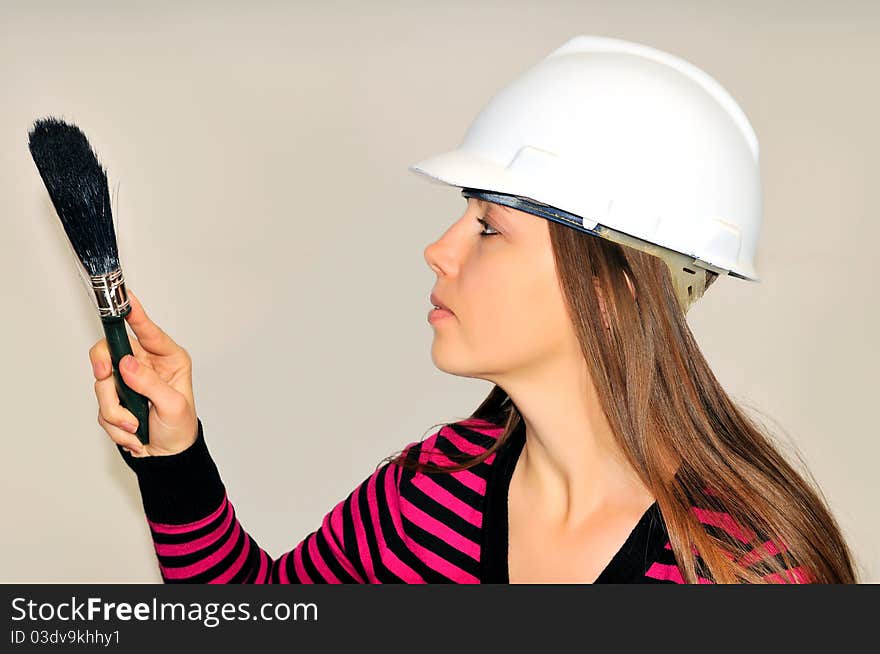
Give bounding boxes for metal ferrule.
[89,268,130,318]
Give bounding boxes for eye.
[476,216,500,237]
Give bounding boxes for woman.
[90,36,858,583]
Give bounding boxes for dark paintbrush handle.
[101,312,151,446]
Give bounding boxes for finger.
[123,328,148,360]
[118,353,188,423]
[94,375,141,430]
[124,289,181,357]
[89,336,148,380]
[98,411,145,454]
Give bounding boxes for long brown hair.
[386,221,859,583]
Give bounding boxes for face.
[423,197,582,384]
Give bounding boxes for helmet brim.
[408,148,761,283]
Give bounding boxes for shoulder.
[386,416,507,509]
[401,416,505,468]
[373,416,506,582]
[649,488,813,584]
[388,416,504,469]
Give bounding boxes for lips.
[430,292,453,314]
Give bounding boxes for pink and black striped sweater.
[116,415,810,584]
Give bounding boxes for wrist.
[116,417,227,524]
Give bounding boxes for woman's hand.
[89,289,198,458]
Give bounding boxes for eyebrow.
[468,196,515,228]
[484,202,514,226]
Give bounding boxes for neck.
[495,355,653,533]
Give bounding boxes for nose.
[424,228,459,277]
[424,203,474,275]
[424,239,444,276]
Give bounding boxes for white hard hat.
[409,35,763,312]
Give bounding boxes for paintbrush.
[28,117,151,446]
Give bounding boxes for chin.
[431,346,499,382]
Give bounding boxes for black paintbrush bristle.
[28,117,120,276]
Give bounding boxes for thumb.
[118,354,186,421]
[124,290,181,357]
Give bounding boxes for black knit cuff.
[116,417,227,525]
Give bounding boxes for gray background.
[1,0,877,582]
